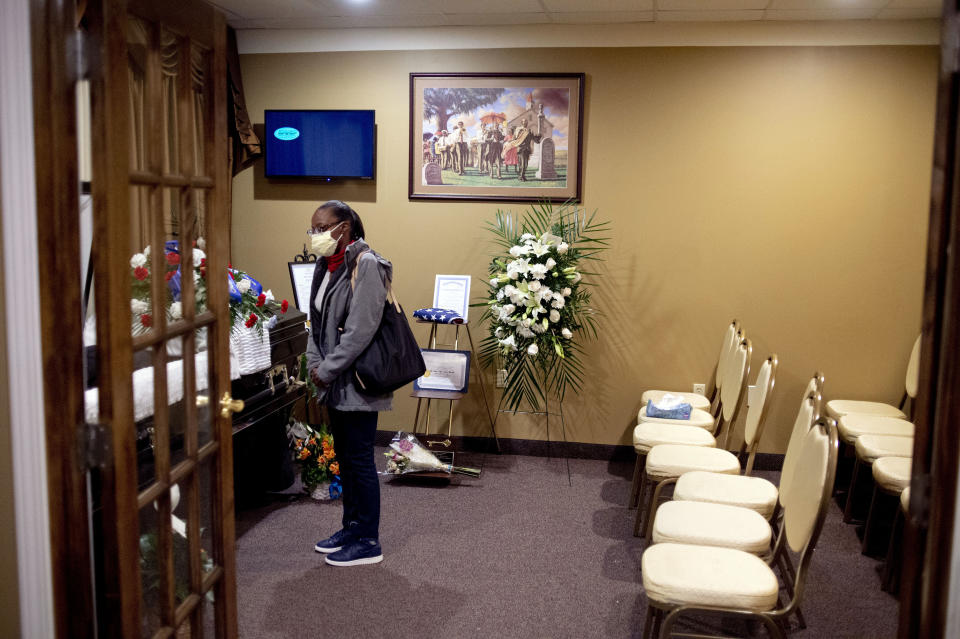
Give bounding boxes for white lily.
[529,241,551,257]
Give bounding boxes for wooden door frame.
[899,3,960,638]
[30,0,98,635]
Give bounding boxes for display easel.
[411,320,501,453]
[490,370,572,485]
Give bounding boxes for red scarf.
[326,241,355,272]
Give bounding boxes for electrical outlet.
[496,369,507,388]
[693,383,706,395]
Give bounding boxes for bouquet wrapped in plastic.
[383,431,481,477]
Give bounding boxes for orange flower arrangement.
[289,421,340,497]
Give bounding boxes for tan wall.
[232,45,936,453]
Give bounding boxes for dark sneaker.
[314,528,354,554]
[324,539,383,566]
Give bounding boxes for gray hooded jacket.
[306,239,393,412]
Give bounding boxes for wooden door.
[899,2,960,637]
[33,0,237,636]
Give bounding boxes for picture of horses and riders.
[410,74,583,202]
[409,73,584,202]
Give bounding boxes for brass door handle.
[219,392,244,418]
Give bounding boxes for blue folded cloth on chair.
[413,308,464,324]
[646,399,692,420]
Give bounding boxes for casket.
[230,308,309,501]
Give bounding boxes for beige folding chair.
[827,334,921,423]
[861,456,912,558]
[628,324,743,509]
[670,374,823,521]
[842,433,912,524]
[648,356,783,554]
[633,339,753,538]
[640,417,839,639]
[640,319,740,414]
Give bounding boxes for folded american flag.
[413,308,464,324]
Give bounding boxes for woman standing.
[305,200,391,566]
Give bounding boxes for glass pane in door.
[138,502,164,637]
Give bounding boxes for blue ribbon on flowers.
[166,239,264,304]
[328,475,342,500]
[228,268,263,303]
[165,241,182,301]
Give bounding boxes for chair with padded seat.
[628,325,744,509]
[671,374,822,521]
[842,434,913,524]
[861,456,912,558]
[640,417,839,639]
[881,486,910,594]
[635,324,742,433]
[633,340,756,539]
[640,319,739,415]
[664,377,822,632]
[825,334,920,422]
[828,335,919,503]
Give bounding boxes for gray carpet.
[236,450,898,638]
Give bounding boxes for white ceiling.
[213,0,941,30]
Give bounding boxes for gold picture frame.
[409,73,584,203]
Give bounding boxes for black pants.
[329,408,380,541]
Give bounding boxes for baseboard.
[375,430,786,468]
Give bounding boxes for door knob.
[219,392,244,418]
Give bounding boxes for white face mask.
[310,221,346,257]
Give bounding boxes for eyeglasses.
[307,221,344,236]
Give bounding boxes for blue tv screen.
[265,110,376,179]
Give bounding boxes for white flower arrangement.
[479,202,610,412]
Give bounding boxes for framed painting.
[409,72,584,203]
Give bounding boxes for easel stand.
[411,321,501,453]
[491,382,572,486]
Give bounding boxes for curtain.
[227,26,261,176]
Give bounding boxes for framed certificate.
[288,261,317,314]
[433,274,471,322]
[414,349,471,393]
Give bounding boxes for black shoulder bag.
[346,250,425,395]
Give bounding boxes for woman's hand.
[310,367,327,389]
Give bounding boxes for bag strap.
[350,248,401,313]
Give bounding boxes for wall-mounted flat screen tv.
[265,109,376,179]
